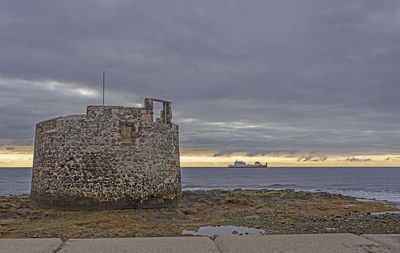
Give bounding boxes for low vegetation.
[0,189,399,241]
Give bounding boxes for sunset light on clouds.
[1,145,399,167]
[1,0,400,168]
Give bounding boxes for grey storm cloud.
[297,155,327,162]
[297,155,313,162]
[1,0,400,156]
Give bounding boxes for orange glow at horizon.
[0,149,399,167]
[179,153,400,167]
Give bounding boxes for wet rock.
[0,190,399,239]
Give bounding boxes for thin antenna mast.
[102,70,105,106]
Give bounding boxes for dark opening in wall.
[144,98,172,124]
[153,101,164,122]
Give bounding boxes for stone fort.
[31,98,181,210]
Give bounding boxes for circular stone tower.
[31,98,181,210]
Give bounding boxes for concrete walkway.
[0,234,399,253]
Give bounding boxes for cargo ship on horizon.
[228,160,268,168]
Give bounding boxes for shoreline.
[3,187,400,208]
[1,188,399,210]
[183,187,400,208]
[1,189,399,240]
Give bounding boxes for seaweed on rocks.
[0,190,399,240]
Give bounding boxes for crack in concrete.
[52,240,66,253]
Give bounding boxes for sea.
[1,167,400,207]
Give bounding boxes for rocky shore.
[0,189,399,240]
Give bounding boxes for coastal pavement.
[1,234,399,253]
[361,234,400,252]
[0,238,63,253]
[57,237,220,253]
[213,233,395,253]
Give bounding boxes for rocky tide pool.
[182,225,267,236]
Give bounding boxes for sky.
[1,0,400,167]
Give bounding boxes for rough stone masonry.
[31,98,181,210]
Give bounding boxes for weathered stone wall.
[31,98,180,210]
